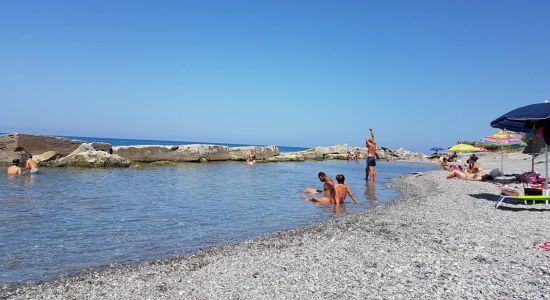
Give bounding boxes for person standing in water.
[25,154,39,174]
[366,128,377,181]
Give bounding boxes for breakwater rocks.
[0,133,427,168]
[113,144,280,162]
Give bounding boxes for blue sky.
[1,1,549,151]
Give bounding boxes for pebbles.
[3,155,550,299]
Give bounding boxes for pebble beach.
[3,153,550,299]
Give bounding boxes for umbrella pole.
[533,152,535,173]
[500,145,504,174]
[546,144,549,195]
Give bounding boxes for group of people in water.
[8,130,379,208]
[7,155,39,176]
[302,129,378,206]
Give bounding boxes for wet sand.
[3,154,550,299]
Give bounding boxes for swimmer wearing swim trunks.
[366,128,377,181]
[25,155,39,174]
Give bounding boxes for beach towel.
[532,242,550,252]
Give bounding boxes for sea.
[64,135,309,153]
[0,136,435,283]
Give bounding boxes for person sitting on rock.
[25,154,39,174]
[7,159,23,176]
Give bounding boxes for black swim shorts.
[367,157,376,167]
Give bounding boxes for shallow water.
[0,160,434,283]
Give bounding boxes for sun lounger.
[495,195,550,208]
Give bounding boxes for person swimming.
[246,151,256,165]
[7,159,23,176]
[335,174,360,204]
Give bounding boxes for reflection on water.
[0,161,434,283]
[366,180,378,202]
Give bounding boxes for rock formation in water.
[52,143,130,168]
[0,133,427,168]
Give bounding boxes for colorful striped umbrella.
[480,130,526,174]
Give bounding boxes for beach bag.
[489,168,502,178]
[521,172,539,184]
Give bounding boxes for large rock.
[0,134,22,163]
[294,144,351,160]
[12,133,83,155]
[0,133,83,163]
[113,144,279,162]
[33,151,61,165]
[90,142,113,153]
[53,143,130,168]
[376,149,387,160]
[229,146,279,160]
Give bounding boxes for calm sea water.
[63,135,308,153]
[0,160,434,283]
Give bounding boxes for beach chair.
[495,195,550,208]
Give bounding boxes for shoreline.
[4,155,550,298]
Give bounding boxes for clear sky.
[1,1,549,151]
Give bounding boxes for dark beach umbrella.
[430,146,445,154]
[491,102,550,136]
[491,101,550,189]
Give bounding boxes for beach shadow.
[492,178,518,185]
[469,193,550,211]
[496,206,550,212]
[468,193,500,203]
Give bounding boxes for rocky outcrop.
[12,134,83,155]
[113,145,279,162]
[53,144,130,168]
[0,134,21,163]
[90,142,113,153]
[1,133,427,168]
[266,145,426,162]
[229,146,279,160]
[391,148,428,161]
[33,151,61,165]
[0,133,85,163]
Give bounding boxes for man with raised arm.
[366,128,377,181]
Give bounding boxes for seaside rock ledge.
[113,145,280,162]
[0,133,85,163]
[52,144,130,168]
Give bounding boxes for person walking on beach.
[7,159,23,176]
[303,172,339,204]
[335,174,360,204]
[366,128,377,181]
[25,154,39,174]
